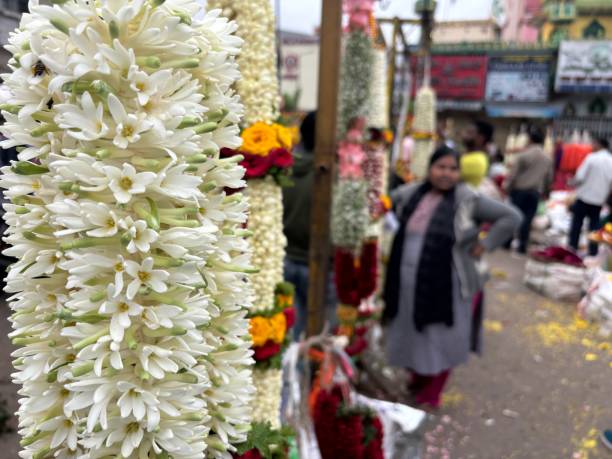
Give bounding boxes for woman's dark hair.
[300,111,317,152]
[429,145,460,169]
[528,125,545,145]
[594,136,610,150]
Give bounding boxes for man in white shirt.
[569,136,612,256]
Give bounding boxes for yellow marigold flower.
[269,312,287,344]
[273,124,293,149]
[250,316,274,347]
[241,122,280,156]
[289,125,300,146]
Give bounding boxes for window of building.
[583,20,606,39]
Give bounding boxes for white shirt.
[575,149,612,206]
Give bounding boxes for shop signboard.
[485,55,550,102]
[411,55,488,101]
[555,41,612,93]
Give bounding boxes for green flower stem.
[61,236,120,250]
[159,217,200,228]
[161,58,200,69]
[143,326,187,337]
[206,108,228,122]
[74,328,108,350]
[33,447,51,459]
[0,104,22,114]
[208,260,259,274]
[165,373,198,384]
[152,255,184,268]
[193,122,218,134]
[178,116,201,129]
[50,19,69,35]
[72,362,95,377]
[136,56,161,69]
[30,123,58,137]
[108,20,119,39]
[186,154,208,164]
[31,111,55,123]
[144,291,187,310]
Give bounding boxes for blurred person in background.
[383,146,521,409]
[460,120,493,188]
[569,136,612,256]
[504,126,553,254]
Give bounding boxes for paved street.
[0,252,610,458]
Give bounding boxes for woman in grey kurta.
[383,147,521,408]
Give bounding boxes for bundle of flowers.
[338,31,373,137]
[411,85,437,180]
[312,385,384,459]
[0,1,256,458]
[207,0,279,126]
[331,179,370,250]
[368,48,389,130]
[210,0,293,434]
[250,283,296,369]
[334,241,378,307]
[221,122,294,185]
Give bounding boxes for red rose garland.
[334,240,379,307]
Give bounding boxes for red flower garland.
[334,240,379,307]
[312,385,385,459]
[221,147,293,179]
[253,341,282,361]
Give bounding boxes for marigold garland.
[0,1,255,458]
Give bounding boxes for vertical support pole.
[306,0,343,337]
[387,17,399,126]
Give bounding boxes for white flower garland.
[208,0,286,432]
[411,86,437,180]
[369,48,389,130]
[246,178,286,313]
[251,369,283,429]
[1,1,255,458]
[208,0,280,126]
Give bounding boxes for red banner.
[412,55,488,101]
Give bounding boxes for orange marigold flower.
[269,312,287,344]
[250,316,273,347]
[273,124,293,149]
[241,122,280,156]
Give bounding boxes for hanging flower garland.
[411,85,437,180]
[0,1,256,458]
[209,0,295,438]
[332,0,379,345]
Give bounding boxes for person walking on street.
[568,136,612,256]
[460,120,493,188]
[505,126,553,254]
[383,146,521,409]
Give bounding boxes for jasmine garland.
[0,1,256,458]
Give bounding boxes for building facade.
[501,0,541,43]
[432,19,501,44]
[540,0,612,44]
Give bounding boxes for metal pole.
[306,0,343,337]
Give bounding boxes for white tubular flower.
[1,1,255,458]
[208,0,280,126]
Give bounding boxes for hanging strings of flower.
[0,1,256,458]
[331,0,378,339]
[208,0,295,437]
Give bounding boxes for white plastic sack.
[579,270,612,338]
[525,259,586,301]
[354,394,427,459]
